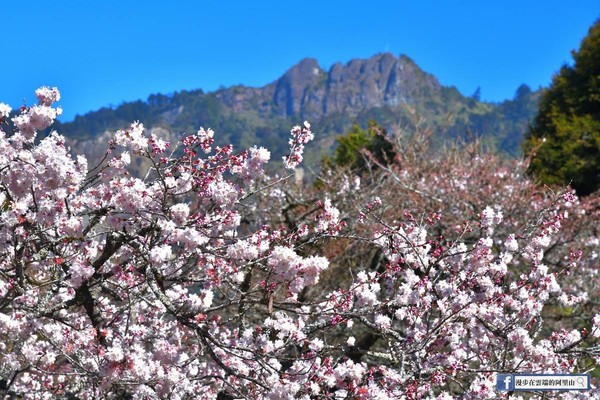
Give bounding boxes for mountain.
[53,53,540,168]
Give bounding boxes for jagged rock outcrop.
[262,53,444,119]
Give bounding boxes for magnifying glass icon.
[576,377,586,388]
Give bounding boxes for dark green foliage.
[53,100,158,140]
[330,120,396,172]
[524,19,600,196]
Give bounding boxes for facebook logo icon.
[497,374,513,390]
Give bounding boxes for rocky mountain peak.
[285,57,322,79]
[270,53,443,118]
[272,58,324,116]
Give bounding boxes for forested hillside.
[53,53,540,167]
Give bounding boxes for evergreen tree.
[330,120,396,172]
[524,19,600,195]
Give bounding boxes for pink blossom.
[35,86,61,106]
[207,177,238,206]
[248,145,270,165]
[170,203,190,225]
[227,240,259,260]
[315,197,341,232]
[283,121,314,169]
[149,244,172,265]
[12,104,62,140]
[591,314,600,338]
[374,314,391,330]
[0,103,11,118]
[115,121,148,151]
[504,233,519,252]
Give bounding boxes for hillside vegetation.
[52,53,540,169]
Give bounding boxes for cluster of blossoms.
[0,103,11,119]
[315,197,343,233]
[283,121,314,169]
[267,246,329,297]
[10,87,62,141]
[0,88,598,399]
[115,121,170,155]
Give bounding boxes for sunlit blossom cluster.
[283,121,314,169]
[0,89,597,399]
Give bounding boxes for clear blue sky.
[2,1,598,121]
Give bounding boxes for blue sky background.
[2,1,598,121]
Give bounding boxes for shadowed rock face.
[265,53,442,119]
[273,57,322,117]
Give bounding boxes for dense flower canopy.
[0,89,598,399]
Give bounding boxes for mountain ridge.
[54,53,540,167]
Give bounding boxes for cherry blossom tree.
[0,89,598,399]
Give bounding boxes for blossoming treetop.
[0,88,598,399]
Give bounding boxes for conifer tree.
[524,19,600,195]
